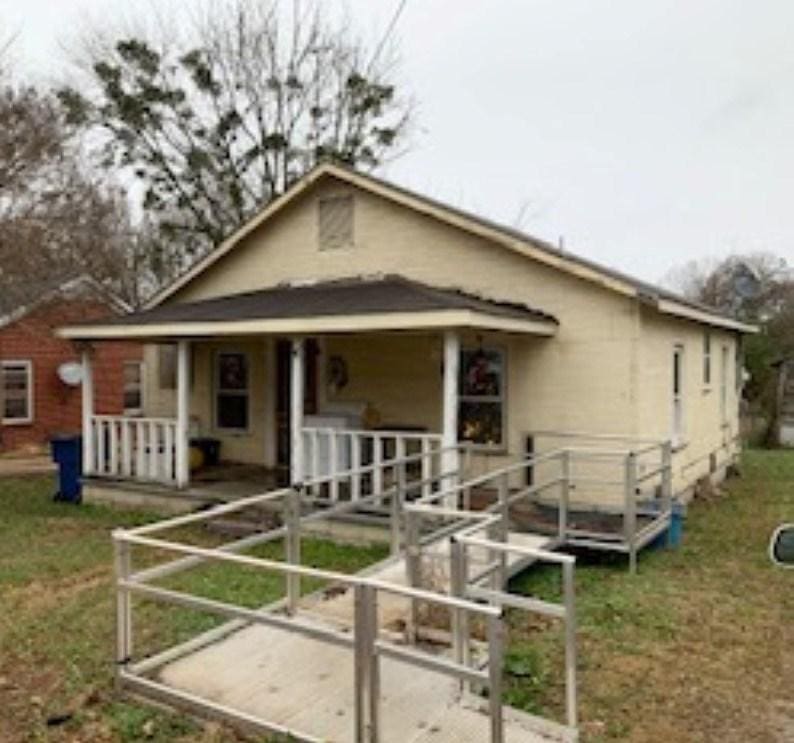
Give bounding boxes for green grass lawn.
[0,479,385,742]
[506,449,794,741]
[1,451,793,742]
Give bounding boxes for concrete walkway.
[0,454,54,478]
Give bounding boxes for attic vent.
[318,195,354,251]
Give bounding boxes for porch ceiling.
[58,274,558,340]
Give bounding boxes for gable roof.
[0,275,131,331]
[146,162,756,334]
[59,274,558,340]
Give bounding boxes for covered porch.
[60,276,557,498]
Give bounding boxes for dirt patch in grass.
[7,566,111,614]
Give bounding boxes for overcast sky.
[3,0,793,286]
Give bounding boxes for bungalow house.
[1,276,142,453]
[58,163,755,508]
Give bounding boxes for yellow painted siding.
[144,339,274,465]
[142,173,741,498]
[171,174,637,444]
[142,344,174,419]
[637,309,739,496]
[324,333,442,431]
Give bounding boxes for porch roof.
[58,274,559,340]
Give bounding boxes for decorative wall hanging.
[327,355,349,393]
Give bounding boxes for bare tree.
[58,0,414,274]
[0,76,138,313]
[662,252,792,322]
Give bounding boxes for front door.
[275,339,319,478]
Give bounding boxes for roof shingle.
[80,275,557,329]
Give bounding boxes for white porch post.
[442,330,461,487]
[175,340,190,488]
[81,347,94,476]
[290,338,305,486]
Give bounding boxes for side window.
[703,331,711,387]
[673,344,685,445]
[458,347,505,448]
[735,340,744,392]
[1,360,33,424]
[215,352,249,431]
[720,345,729,423]
[123,361,144,415]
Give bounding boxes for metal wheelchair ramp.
[113,440,582,742]
[151,618,553,743]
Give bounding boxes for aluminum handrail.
[456,532,576,566]
[118,530,500,618]
[411,449,565,506]
[527,429,664,445]
[127,487,293,536]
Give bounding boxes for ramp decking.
[147,531,562,743]
[157,620,550,743]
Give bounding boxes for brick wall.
[0,299,142,452]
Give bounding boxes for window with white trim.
[123,361,144,415]
[1,360,33,424]
[215,352,249,431]
[458,347,505,447]
[720,345,729,423]
[673,344,685,445]
[735,340,744,393]
[703,331,711,387]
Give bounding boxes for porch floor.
[189,462,283,498]
[82,463,283,514]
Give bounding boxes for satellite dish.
[57,362,83,387]
[733,263,761,300]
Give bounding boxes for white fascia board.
[58,309,558,341]
[656,299,758,334]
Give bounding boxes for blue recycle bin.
[50,435,83,503]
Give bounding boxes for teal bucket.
[665,502,685,548]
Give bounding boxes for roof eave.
[58,308,558,342]
[654,298,758,334]
[0,275,131,330]
[142,161,749,336]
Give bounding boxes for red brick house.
[0,277,142,453]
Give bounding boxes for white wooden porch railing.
[301,427,444,501]
[87,415,179,485]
